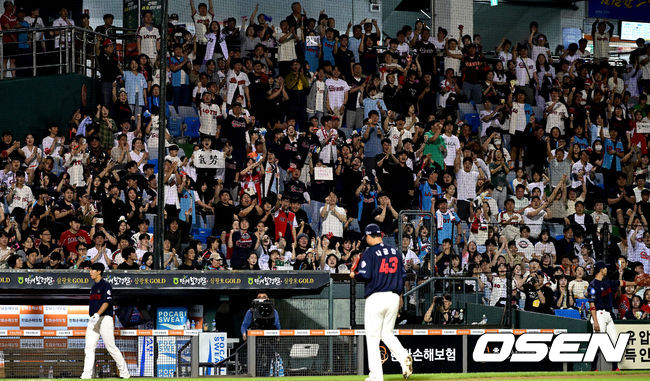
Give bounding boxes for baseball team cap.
[594,261,607,273]
[364,224,381,236]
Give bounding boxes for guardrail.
[0,25,137,80]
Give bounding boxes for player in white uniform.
[351,224,413,380]
[588,262,636,370]
[137,11,160,62]
[81,263,130,379]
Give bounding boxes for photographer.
[241,291,280,341]
[522,270,554,314]
[423,295,462,325]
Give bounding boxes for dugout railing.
[0,329,199,378]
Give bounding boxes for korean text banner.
[588,0,650,23]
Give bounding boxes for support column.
[434,0,474,41]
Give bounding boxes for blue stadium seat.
[178,105,198,119]
[184,117,201,139]
[191,227,211,243]
[458,103,476,119]
[532,106,544,122]
[147,159,158,174]
[168,116,183,137]
[554,309,581,319]
[575,298,589,310]
[464,113,481,134]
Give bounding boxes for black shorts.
[510,131,526,148]
[3,43,18,58]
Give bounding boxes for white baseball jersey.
[137,25,161,61]
[515,57,535,86]
[199,102,221,135]
[593,31,610,59]
[225,70,250,106]
[509,102,528,134]
[193,13,213,44]
[52,17,74,48]
[545,101,568,134]
[325,78,350,110]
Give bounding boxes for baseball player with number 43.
[81,263,130,379]
[351,224,413,381]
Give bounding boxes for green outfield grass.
[17,370,650,381]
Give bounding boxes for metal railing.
[0,25,137,80]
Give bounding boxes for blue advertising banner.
[156,307,188,330]
[588,0,650,23]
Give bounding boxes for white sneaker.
[402,354,413,379]
[80,376,91,380]
[120,372,131,379]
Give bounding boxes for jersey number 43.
[379,257,398,274]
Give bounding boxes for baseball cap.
[297,233,309,241]
[364,223,382,236]
[102,38,114,46]
[209,252,222,261]
[594,261,607,273]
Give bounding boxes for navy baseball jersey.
[355,243,405,298]
[89,279,114,317]
[588,278,620,312]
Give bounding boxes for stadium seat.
[575,299,589,310]
[178,105,198,119]
[554,309,581,319]
[458,103,476,119]
[464,113,481,134]
[147,159,158,174]
[192,227,211,243]
[168,116,183,137]
[184,117,201,140]
[287,343,320,373]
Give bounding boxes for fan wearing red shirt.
[1,1,19,68]
[59,218,91,255]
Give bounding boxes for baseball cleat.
[402,354,413,378]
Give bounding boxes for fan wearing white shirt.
[51,8,74,49]
[544,89,568,134]
[136,11,161,62]
[325,67,350,116]
[88,233,113,268]
[514,45,537,105]
[442,122,460,169]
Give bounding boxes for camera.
[251,299,276,329]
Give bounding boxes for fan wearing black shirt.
[117,247,139,270]
[334,35,355,82]
[523,270,555,314]
[211,190,235,238]
[103,184,127,234]
[223,103,250,164]
[414,29,436,75]
[372,192,398,241]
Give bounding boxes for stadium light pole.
[154,0,169,270]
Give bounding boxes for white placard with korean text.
[636,122,650,134]
[617,324,650,370]
[314,167,333,181]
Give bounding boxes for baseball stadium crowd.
[0,1,650,318]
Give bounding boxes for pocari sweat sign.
[156,307,187,330]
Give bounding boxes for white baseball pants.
[81,315,130,379]
[591,310,617,341]
[365,291,409,381]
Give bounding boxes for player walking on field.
[351,224,413,380]
[81,263,130,379]
[588,261,636,370]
